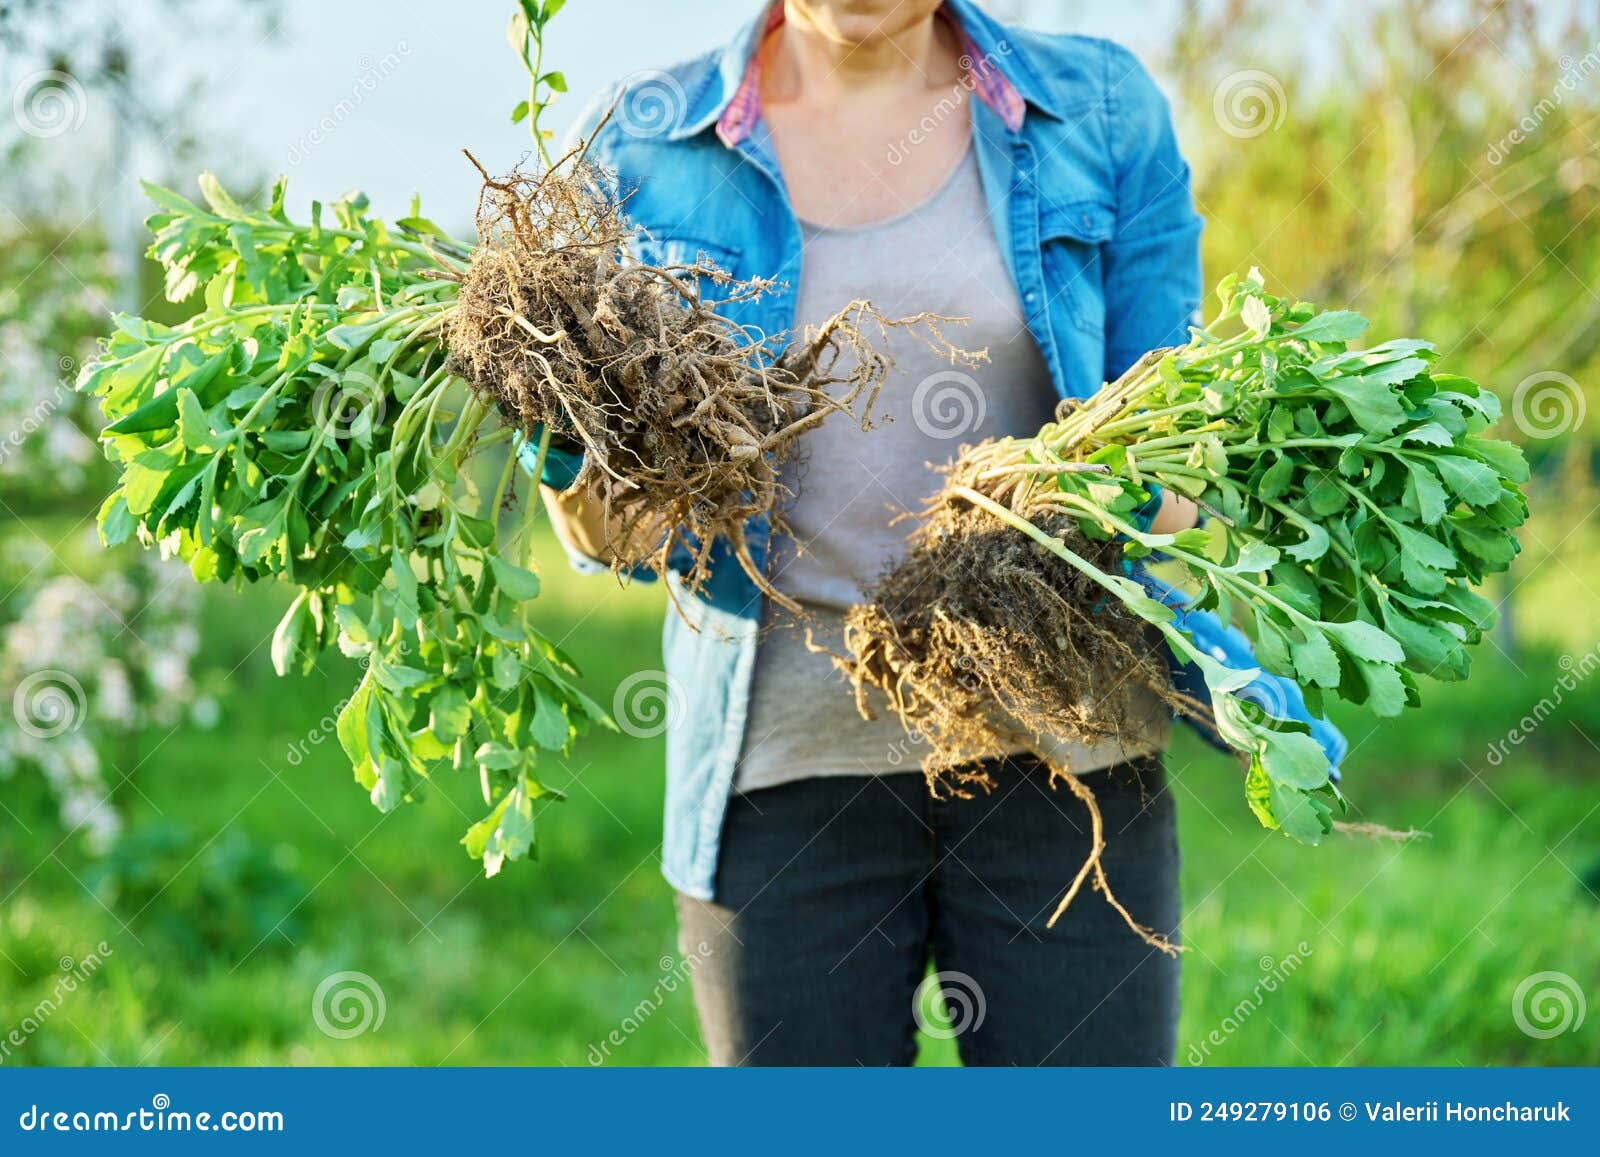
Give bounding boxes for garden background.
[1,0,1597,1065]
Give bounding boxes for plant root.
[834,444,1195,940]
[1048,764,1181,954]
[837,447,1182,785]
[1333,820,1429,841]
[446,150,975,601]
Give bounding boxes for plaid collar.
[715,2,1027,148]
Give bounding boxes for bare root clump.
[835,445,1187,950]
[445,149,971,606]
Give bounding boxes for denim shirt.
[523,0,1346,901]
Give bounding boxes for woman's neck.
[764,3,959,104]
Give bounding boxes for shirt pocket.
[628,227,743,302]
[1039,200,1114,338]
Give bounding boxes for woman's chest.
[762,88,971,227]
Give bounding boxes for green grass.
[2,521,1597,1067]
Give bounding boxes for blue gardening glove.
[516,426,585,491]
[1126,481,1165,535]
[1113,482,1167,578]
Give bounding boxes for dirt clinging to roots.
[835,446,1188,950]
[446,147,970,606]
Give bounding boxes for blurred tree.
[0,0,281,133]
[0,1,257,850]
[1164,0,1600,655]
[1167,0,1597,462]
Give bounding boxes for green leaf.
[1289,628,1341,688]
[488,554,542,601]
[390,548,419,624]
[103,386,181,435]
[1269,781,1330,844]
[97,493,138,546]
[1252,608,1293,674]
[1432,453,1501,506]
[1260,728,1332,790]
[1244,759,1277,830]
[177,388,225,451]
[1307,476,1347,515]
[1403,462,1449,523]
[271,591,314,677]
[429,685,472,743]
[1453,523,1518,570]
[529,679,573,751]
[370,754,413,812]
[510,99,530,124]
[1258,453,1295,499]
[1464,436,1529,483]
[122,457,173,517]
[491,645,522,691]
[463,777,538,877]
[1320,377,1407,435]
[337,670,377,779]
[475,741,523,771]
[1323,618,1406,664]
[1291,310,1368,342]
[197,172,244,216]
[1389,520,1457,572]
[1354,659,1409,717]
[141,181,205,216]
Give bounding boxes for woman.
[538,0,1207,1065]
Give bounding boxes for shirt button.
[1024,289,1038,307]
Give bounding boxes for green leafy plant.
[76,3,600,876]
[506,0,568,155]
[79,173,601,875]
[844,270,1528,942]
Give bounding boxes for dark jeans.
[675,755,1180,1066]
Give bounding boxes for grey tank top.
[734,144,1167,793]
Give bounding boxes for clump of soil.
[835,445,1188,950]
[446,146,969,606]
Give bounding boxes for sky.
[4,0,1184,237]
[189,0,1178,224]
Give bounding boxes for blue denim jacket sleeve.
[1100,44,1205,380]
